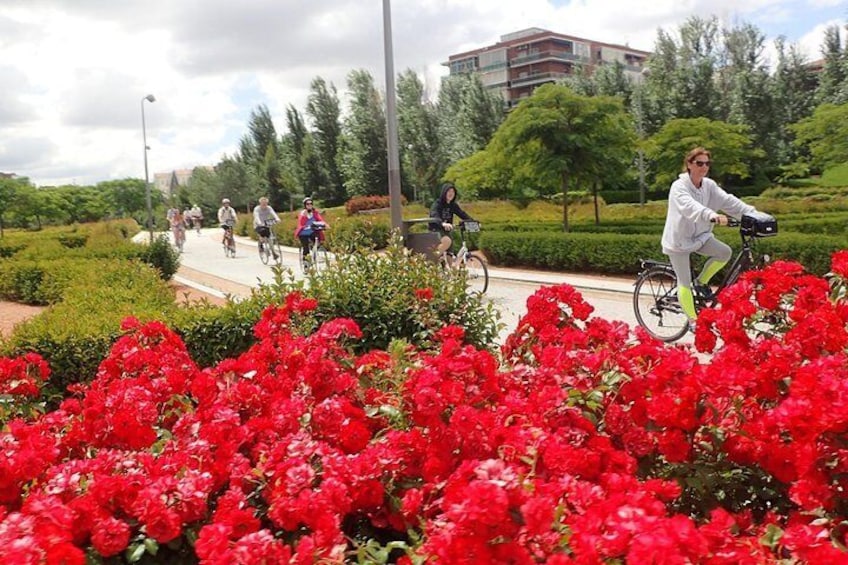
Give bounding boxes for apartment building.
[444,27,651,107]
[153,166,213,199]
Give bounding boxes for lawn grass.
[821,163,848,187]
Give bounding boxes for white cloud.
[0,0,842,186]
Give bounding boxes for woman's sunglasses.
[692,160,711,167]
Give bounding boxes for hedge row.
[480,230,845,276]
[481,231,663,275]
[344,194,407,215]
[4,260,181,395]
[482,214,848,238]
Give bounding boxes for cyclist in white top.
[217,198,238,244]
[661,147,757,331]
[253,197,281,260]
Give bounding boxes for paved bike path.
[138,229,634,298]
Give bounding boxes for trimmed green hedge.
[481,231,663,275]
[481,230,845,276]
[5,260,178,394]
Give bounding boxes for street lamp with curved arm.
[141,94,156,241]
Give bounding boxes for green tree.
[306,77,346,206]
[0,177,27,235]
[450,85,635,230]
[285,104,325,202]
[337,69,388,198]
[240,104,285,210]
[641,17,721,132]
[644,117,762,189]
[789,102,848,172]
[815,24,848,105]
[98,178,147,218]
[437,74,504,167]
[397,69,444,203]
[564,60,635,104]
[713,23,778,181]
[217,156,258,212]
[771,38,817,168]
[444,147,512,201]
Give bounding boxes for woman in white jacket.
[661,147,757,332]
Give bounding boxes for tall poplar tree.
[337,69,388,198]
[816,24,848,105]
[397,69,444,203]
[306,77,346,205]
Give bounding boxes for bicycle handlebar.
[710,217,740,227]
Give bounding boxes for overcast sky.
[1,0,844,187]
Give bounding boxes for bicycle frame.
[300,223,328,272]
[222,222,236,257]
[633,218,771,342]
[646,224,761,300]
[258,220,282,265]
[441,221,489,294]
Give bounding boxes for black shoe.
[693,282,715,300]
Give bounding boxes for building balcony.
[510,50,589,67]
[509,71,568,87]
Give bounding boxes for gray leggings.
[667,237,732,288]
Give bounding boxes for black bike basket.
[740,212,777,238]
[463,221,481,233]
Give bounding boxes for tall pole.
[141,94,156,241]
[382,0,403,231]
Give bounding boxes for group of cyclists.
[166,144,763,335]
[427,148,768,336]
[166,205,204,251]
[215,196,328,265]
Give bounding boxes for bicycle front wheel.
[463,254,489,294]
[272,238,283,266]
[259,239,270,264]
[312,247,330,273]
[633,267,688,342]
[225,238,236,258]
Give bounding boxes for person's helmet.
[222,198,230,204]
[303,197,313,206]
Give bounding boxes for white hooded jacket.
[661,173,755,254]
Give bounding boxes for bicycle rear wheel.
[633,267,688,342]
[462,254,489,294]
[258,239,270,264]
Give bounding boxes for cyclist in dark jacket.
[429,182,473,253]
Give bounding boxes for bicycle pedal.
[693,283,715,300]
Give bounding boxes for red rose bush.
[2,255,848,563]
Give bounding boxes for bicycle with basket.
[258,220,283,266]
[300,221,329,273]
[632,211,777,342]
